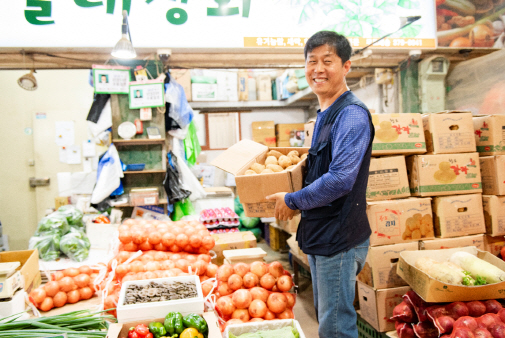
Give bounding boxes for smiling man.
[267,31,375,338]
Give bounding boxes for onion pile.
[29,266,97,312]
[213,261,295,331]
[118,219,215,254]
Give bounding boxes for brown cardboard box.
[210,231,257,265]
[367,156,411,201]
[423,111,476,154]
[275,123,305,144]
[304,121,315,147]
[171,69,192,101]
[0,250,41,293]
[357,282,411,332]
[407,153,482,197]
[420,234,485,250]
[256,74,272,101]
[277,213,300,234]
[483,195,505,237]
[371,113,426,156]
[484,234,505,256]
[251,121,276,147]
[367,197,434,246]
[287,234,309,266]
[432,193,486,238]
[107,312,221,338]
[473,115,505,155]
[479,156,505,195]
[276,141,291,147]
[397,246,505,302]
[357,242,417,289]
[211,140,308,217]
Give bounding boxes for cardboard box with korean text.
[211,140,308,217]
[483,195,505,237]
[275,123,305,146]
[407,153,482,197]
[367,156,410,201]
[303,121,315,147]
[397,246,505,302]
[251,121,276,147]
[423,111,476,154]
[256,74,272,101]
[367,198,434,246]
[277,213,301,234]
[107,312,221,338]
[0,250,41,293]
[357,281,411,332]
[210,231,257,265]
[420,234,485,250]
[371,113,426,156]
[432,193,486,238]
[171,69,192,101]
[357,242,418,289]
[479,156,505,195]
[484,234,505,256]
[473,115,505,155]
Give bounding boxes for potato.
[267,150,283,159]
[266,164,284,172]
[289,154,301,165]
[278,155,293,169]
[250,163,265,174]
[287,150,299,157]
[261,168,274,174]
[300,153,308,160]
[244,170,257,176]
[285,165,296,170]
[265,156,278,166]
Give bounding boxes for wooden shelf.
[189,87,317,112]
[112,198,168,208]
[123,169,166,174]
[113,138,165,146]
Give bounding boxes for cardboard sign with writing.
[92,65,130,94]
[129,80,165,109]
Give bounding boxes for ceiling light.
[111,10,136,59]
[18,70,37,91]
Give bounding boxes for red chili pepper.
[437,8,459,16]
[134,324,150,337]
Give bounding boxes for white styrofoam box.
[86,221,119,249]
[224,319,306,338]
[0,290,26,318]
[117,275,204,323]
[192,83,218,101]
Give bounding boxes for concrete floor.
[257,241,320,336]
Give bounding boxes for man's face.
[101,75,106,83]
[305,44,351,99]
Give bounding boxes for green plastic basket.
[357,315,390,338]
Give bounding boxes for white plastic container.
[224,319,306,338]
[116,275,204,323]
[0,290,26,318]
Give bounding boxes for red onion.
[396,322,416,338]
[447,302,470,319]
[404,290,431,322]
[484,300,503,314]
[468,302,488,318]
[488,323,505,338]
[393,300,418,323]
[474,328,493,338]
[476,314,503,329]
[413,321,440,338]
[454,317,479,332]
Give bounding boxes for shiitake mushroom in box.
[211,140,309,218]
[116,275,204,323]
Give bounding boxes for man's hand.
[266,192,297,221]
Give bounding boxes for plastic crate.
[357,315,389,338]
[126,163,146,171]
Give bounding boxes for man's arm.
[285,105,371,211]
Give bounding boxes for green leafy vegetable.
[60,229,91,262]
[35,213,70,236]
[57,205,85,231]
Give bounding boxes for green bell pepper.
[173,312,184,334]
[164,313,176,335]
[148,321,167,338]
[182,314,208,334]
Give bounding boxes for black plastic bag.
[87,93,110,123]
[163,151,191,204]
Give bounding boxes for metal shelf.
[112,139,165,146]
[112,198,168,208]
[123,169,166,175]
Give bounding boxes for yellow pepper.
[180,327,203,338]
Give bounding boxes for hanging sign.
[92,65,131,94]
[129,80,165,109]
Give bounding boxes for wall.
[0,69,93,250]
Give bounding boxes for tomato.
[500,246,505,260]
[128,330,139,338]
[134,324,150,336]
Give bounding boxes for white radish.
[449,251,505,284]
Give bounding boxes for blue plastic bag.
[165,76,194,128]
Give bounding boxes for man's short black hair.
[304,31,353,63]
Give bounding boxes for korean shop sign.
[92,65,130,94]
[3,0,436,49]
[129,80,165,109]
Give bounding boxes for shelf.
[113,138,166,146]
[112,198,168,208]
[189,87,317,112]
[123,169,166,174]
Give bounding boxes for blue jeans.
[308,238,369,338]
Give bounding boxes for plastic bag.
[35,213,70,236]
[91,144,124,204]
[172,199,195,221]
[165,77,194,128]
[163,151,191,204]
[29,231,61,261]
[60,229,91,262]
[56,205,84,231]
[173,148,206,202]
[184,121,201,167]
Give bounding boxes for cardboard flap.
[210,140,268,175]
